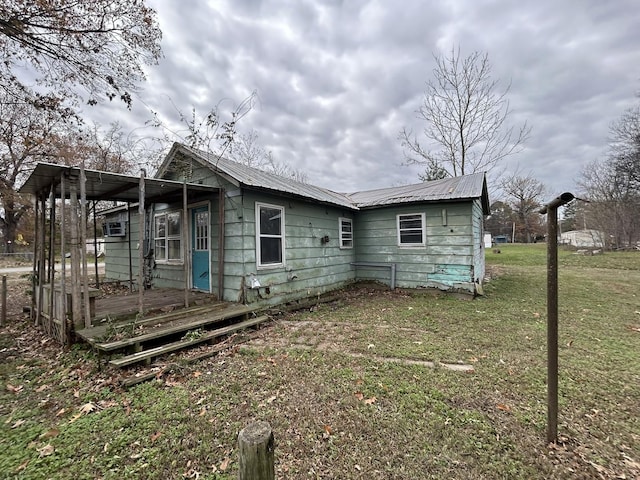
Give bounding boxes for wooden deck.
[94,288,218,321]
[76,288,270,368]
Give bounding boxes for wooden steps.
[76,303,248,345]
[76,301,270,368]
[109,315,269,367]
[93,304,253,352]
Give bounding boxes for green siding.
[232,191,357,306]
[354,203,477,293]
[471,198,485,286]
[104,157,484,305]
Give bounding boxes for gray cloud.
[81,0,640,200]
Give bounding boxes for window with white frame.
[339,217,353,248]
[397,213,426,247]
[154,211,182,262]
[256,203,285,267]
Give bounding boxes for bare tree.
[149,93,257,165]
[0,93,74,252]
[228,130,309,183]
[578,158,639,249]
[577,101,640,249]
[0,0,162,108]
[400,48,530,180]
[609,105,640,190]
[501,173,546,243]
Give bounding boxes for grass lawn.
[1,244,639,479]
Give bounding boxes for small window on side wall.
[339,217,353,249]
[256,203,285,268]
[397,213,426,247]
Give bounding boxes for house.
[101,143,490,305]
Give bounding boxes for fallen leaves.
[11,419,26,429]
[37,444,55,457]
[40,428,60,440]
[354,391,376,405]
[68,402,99,424]
[6,383,23,394]
[219,457,231,471]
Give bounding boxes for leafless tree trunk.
[501,173,545,243]
[578,101,640,249]
[400,47,530,181]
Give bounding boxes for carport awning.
[19,162,218,203]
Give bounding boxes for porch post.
[183,181,190,308]
[32,194,39,325]
[70,177,82,331]
[48,185,56,336]
[92,201,100,288]
[37,193,46,327]
[218,188,225,301]
[80,163,91,328]
[138,170,145,317]
[60,173,68,344]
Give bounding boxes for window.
[339,217,353,248]
[397,213,426,247]
[154,211,182,262]
[256,203,285,268]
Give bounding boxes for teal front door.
[191,206,210,291]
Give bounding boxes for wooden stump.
[238,421,275,480]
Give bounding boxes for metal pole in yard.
[539,192,574,444]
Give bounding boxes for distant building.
[560,230,604,248]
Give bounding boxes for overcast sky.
[82,0,640,199]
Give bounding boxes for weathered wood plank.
[109,315,269,367]
[96,304,255,351]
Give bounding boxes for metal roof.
[171,144,357,210]
[346,173,490,214]
[18,162,217,203]
[164,144,489,213]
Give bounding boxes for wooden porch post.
[80,163,91,328]
[183,181,190,308]
[48,185,56,336]
[36,193,46,328]
[60,173,68,344]
[138,170,145,317]
[92,201,100,288]
[70,177,82,331]
[218,188,225,301]
[31,194,39,325]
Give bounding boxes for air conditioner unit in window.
[103,221,126,237]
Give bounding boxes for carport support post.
[183,181,189,308]
[540,192,574,444]
[138,170,145,317]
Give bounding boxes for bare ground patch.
[247,319,474,371]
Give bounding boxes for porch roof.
[19,162,218,203]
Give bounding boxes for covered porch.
[18,162,224,345]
